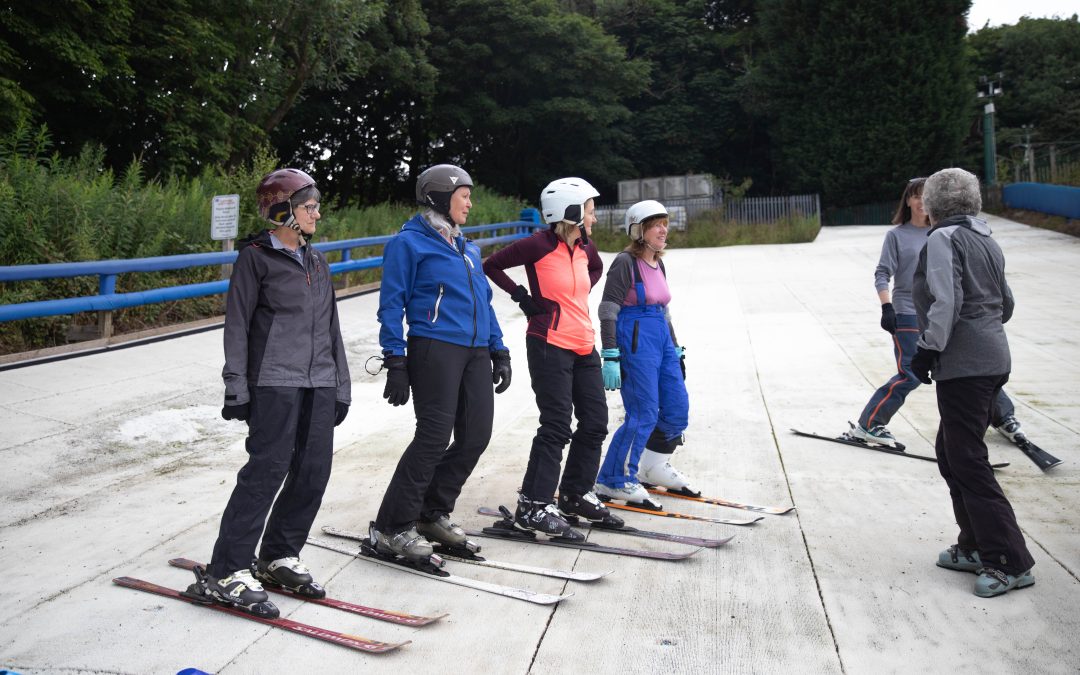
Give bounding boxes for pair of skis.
[792,426,1064,471]
[114,557,439,655]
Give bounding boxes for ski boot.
[994,415,1025,444]
[255,556,325,598]
[637,448,701,498]
[936,545,982,573]
[973,567,1035,598]
[847,421,897,447]
[558,491,624,528]
[417,514,482,554]
[594,481,663,511]
[370,523,435,563]
[183,565,278,618]
[514,495,585,541]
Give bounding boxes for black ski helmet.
[416,164,473,216]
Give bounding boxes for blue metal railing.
[0,210,543,323]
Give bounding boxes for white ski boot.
[594,481,662,510]
[185,566,279,618]
[994,415,1025,443]
[255,556,325,598]
[637,449,701,498]
[848,421,898,447]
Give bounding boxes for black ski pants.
[935,374,1034,576]
[209,386,336,577]
[520,336,608,502]
[375,337,494,534]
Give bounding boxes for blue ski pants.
[596,304,688,488]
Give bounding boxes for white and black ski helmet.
[416,164,473,216]
[625,199,668,241]
[540,177,600,226]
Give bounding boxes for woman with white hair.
[911,167,1034,598]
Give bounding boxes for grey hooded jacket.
[222,229,351,405]
[913,215,1013,381]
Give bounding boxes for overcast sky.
[968,0,1078,31]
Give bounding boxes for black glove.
[910,347,939,385]
[221,402,250,422]
[510,284,544,318]
[678,347,686,381]
[492,349,512,394]
[880,302,897,334]
[383,355,410,406]
[334,401,349,426]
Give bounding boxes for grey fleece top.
[913,215,1013,380]
[598,251,677,351]
[875,222,930,315]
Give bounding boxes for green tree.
[418,0,649,199]
[273,0,436,206]
[0,1,385,178]
[967,16,1080,149]
[749,0,972,206]
[596,0,767,192]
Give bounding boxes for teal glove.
[601,348,621,390]
[675,345,686,380]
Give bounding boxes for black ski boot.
[255,556,325,599]
[558,491,624,528]
[515,495,586,541]
[183,565,279,618]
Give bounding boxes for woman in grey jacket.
[911,167,1034,598]
[186,168,351,618]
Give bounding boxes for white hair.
[922,168,982,222]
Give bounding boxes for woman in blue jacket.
[370,164,512,561]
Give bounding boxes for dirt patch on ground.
[989,208,1080,238]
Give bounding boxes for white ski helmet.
[625,199,668,241]
[540,177,600,226]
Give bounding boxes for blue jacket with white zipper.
[378,213,506,356]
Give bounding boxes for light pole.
[1021,123,1036,181]
[976,73,1003,185]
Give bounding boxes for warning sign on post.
[211,194,240,241]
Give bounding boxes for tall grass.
[589,209,820,252]
[0,124,525,353]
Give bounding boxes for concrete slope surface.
[0,214,1076,674]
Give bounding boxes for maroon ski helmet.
[256,168,316,225]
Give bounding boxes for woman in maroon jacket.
[483,177,622,539]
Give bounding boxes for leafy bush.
[0,126,526,353]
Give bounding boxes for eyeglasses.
[298,203,320,215]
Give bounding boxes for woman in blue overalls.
[594,200,693,510]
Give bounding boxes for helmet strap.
[577,222,589,245]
